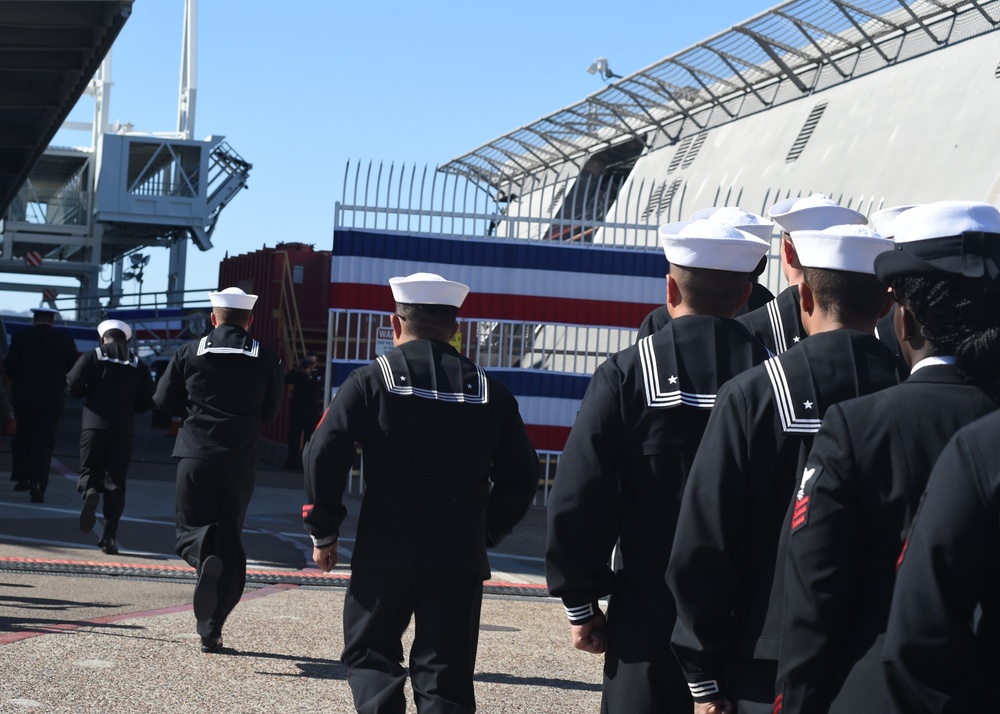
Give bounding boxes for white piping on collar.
[910,355,957,375]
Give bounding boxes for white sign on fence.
[375,326,394,356]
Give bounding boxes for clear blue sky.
[5,0,772,313]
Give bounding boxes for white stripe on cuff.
[564,603,595,622]
[311,534,338,547]
[688,680,721,698]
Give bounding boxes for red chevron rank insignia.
[791,495,810,531]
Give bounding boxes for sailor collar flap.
[766,285,802,355]
[638,316,766,410]
[376,341,488,404]
[765,331,884,434]
[95,344,139,367]
[197,326,259,357]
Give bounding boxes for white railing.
[324,309,636,377]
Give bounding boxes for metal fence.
[324,309,636,376]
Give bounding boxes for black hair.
[670,264,752,315]
[892,274,1000,395]
[102,329,127,343]
[801,267,887,323]
[395,303,458,340]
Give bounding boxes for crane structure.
[0,0,250,319]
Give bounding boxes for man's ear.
[798,281,815,315]
[782,235,796,266]
[449,321,460,339]
[247,314,254,328]
[737,281,753,311]
[390,313,404,340]
[210,312,219,327]
[666,274,681,308]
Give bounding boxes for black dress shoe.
[80,490,99,533]
[193,555,223,621]
[12,481,29,492]
[29,490,43,503]
[100,538,118,556]
[200,636,224,653]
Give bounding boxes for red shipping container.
[217,243,332,462]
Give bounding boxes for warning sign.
[375,326,394,356]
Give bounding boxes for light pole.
[124,253,150,306]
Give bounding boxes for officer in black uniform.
[668,224,899,714]
[3,307,79,502]
[736,195,868,356]
[153,287,282,653]
[775,201,1000,713]
[303,272,538,714]
[283,351,323,470]
[882,408,1000,713]
[636,207,775,340]
[69,318,155,554]
[546,220,773,713]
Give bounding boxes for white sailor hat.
[874,201,1000,282]
[30,307,60,317]
[869,205,922,239]
[658,220,771,272]
[769,194,868,233]
[97,319,133,341]
[389,272,470,308]
[688,206,775,240]
[790,224,892,274]
[208,287,258,310]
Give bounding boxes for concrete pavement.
[0,399,601,713]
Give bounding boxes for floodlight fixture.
[587,57,621,81]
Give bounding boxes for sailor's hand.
[312,541,338,572]
[694,699,733,714]
[571,611,607,654]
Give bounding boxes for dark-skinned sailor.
[775,200,1000,713]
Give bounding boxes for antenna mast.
[167,0,198,303]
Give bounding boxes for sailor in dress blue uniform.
[303,273,538,714]
[153,287,283,653]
